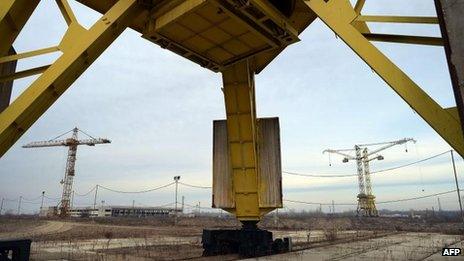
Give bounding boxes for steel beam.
[0,0,144,157]
[0,47,16,113]
[435,0,464,143]
[222,60,260,221]
[304,0,464,157]
[356,15,438,24]
[363,33,443,46]
[0,0,40,56]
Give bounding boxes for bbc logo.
[442,248,462,256]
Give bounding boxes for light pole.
[174,176,181,224]
[17,196,22,215]
[93,185,99,210]
[450,150,464,224]
[0,198,3,215]
[40,191,45,213]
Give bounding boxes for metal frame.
[221,60,261,221]
[303,0,464,156]
[0,0,143,157]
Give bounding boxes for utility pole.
[438,197,442,212]
[132,200,135,209]
[174,176,181,224]
[181,196,185,213]
[451,150,464,224]
[93,185,99,210]
[332,200,335,214]
[17,196,22,215]
[0,198,3,215]
[40,191,45,213]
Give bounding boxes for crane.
[1,0,463,257]
[324,138,416,217]
[23,127,110,217]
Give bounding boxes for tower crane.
[324,138,416,217]
[23,127,110,217]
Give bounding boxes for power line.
[98,182,175,194]
[179,182,212,189]
[284,189,463,207]
[74,186,97,197]
[283,150,451,178]
[284,199,355,206]
[376,189,458,204]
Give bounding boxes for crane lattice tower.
[324,138,416,217]
[23,128,110,217]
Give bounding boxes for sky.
[1,0,463,215]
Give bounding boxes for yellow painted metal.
[142,0,300,72]
[0,65,49,83]
[221,60,264,221]
[356,15,438,24]
[0,46,60,64]
[446,107,460,122]
[304,0,464,157]
[363,33,444,46]
[0,0,144,157]
[0,0,40,56]
[353,0,366,14]
[56,0,78,26]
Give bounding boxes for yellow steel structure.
[222,60,260,220]
[0,0,463,222]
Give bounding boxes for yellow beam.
[0,0,40,56]
[55,0,78,26]
[304,0,464,157]
[363,33,444,46]
[354,0,366,14]
[222,60,261,221]
[0,65,49,83]
[154,0,206,31]
[0,0,144,157]
[356,15,439,24]
[0,46,59,64]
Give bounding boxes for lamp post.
[174,176,181,224]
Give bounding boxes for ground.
[0,215,463,260]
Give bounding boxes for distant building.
[40,206,58,217]
[68,206,180,218]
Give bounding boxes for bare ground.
[0,215,462,260]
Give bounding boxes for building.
[68,205,180,218]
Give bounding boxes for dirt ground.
[0,215,463,260]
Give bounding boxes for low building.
[69,205,180,218]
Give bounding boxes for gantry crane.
[324,138,416,216]
[0,0,463,257]
[23,127,110,217]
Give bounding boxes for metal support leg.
[0,47,16,113]
[222,60,260,221]
[0,0,40,56]
[0,0,143,157]
[304,0,464,157]
[435,0,464,141]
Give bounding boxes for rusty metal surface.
[212,118,282,209]
[257,117,282,208]
[435,0,464,129]
[212,120,234,209]
[0,47,17,113]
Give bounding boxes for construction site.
[1,0,464,260]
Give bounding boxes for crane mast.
[23,127,110,217]
[324,138,416,217]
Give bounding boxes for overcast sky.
[1,0,463,214]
